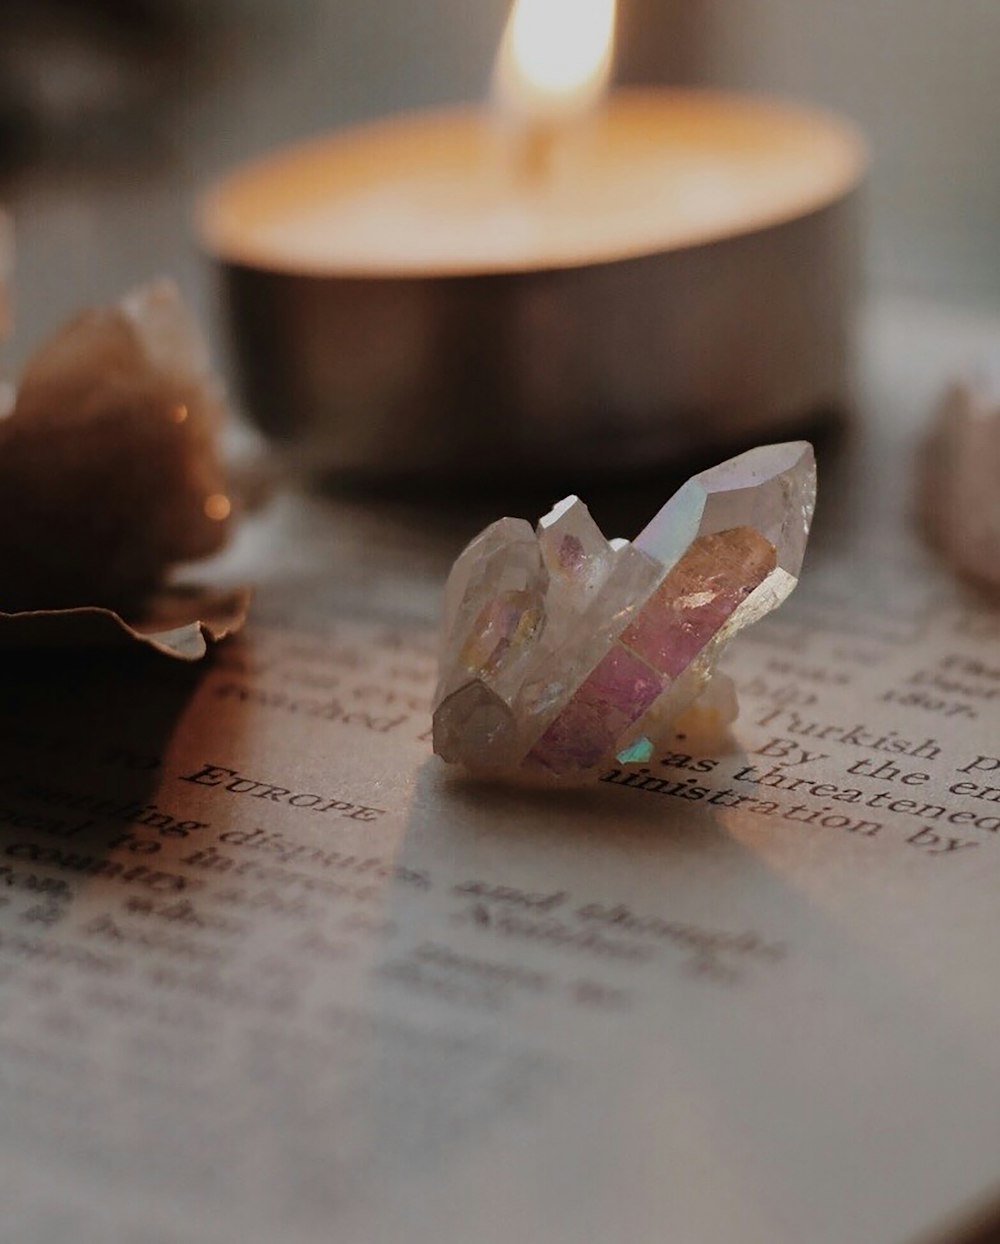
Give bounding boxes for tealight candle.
[198,0,866,480]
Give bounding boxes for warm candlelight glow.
[493,0,617,127]
[204,493,231,522]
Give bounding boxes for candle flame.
[493,0,617,125]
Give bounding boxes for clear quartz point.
[433,442,817,780]
[433,517,548,765]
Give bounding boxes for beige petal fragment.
[0,586,251,661]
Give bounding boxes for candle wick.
[513,122,557,187]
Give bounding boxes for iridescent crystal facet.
[433,442,817,779]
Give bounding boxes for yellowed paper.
[0,302,998,1244]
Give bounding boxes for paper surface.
[1,301,999,1244]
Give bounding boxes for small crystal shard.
[432,442,817,780]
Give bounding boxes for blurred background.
[1,0,998,369]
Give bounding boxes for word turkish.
[753,708,941,760]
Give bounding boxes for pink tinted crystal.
[528,646,664,773]
[433,443,816,780]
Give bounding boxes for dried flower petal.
[0,586,251,662]
[0,280,232,612]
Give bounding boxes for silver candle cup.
[199,95,865,482]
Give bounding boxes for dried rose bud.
[0,281,233,611]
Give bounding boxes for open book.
[0,301,998,1244]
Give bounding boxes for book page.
[0,301,998,1244]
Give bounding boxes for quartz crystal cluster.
[921,365,1000,588]
[433,442,817,780]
